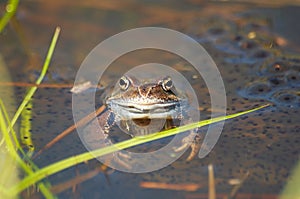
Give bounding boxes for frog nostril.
[138,85,152,97]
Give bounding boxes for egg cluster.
[242,57,300,107]
[185,15,300,108]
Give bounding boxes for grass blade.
[9,104,270,194]
[8,27,61,149]
[0,0,19,33]
[1,27,61,199]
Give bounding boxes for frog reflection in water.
[97,75,201,167]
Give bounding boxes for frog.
[95,75,202,168]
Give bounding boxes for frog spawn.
[240,57,300,108]
[185,15,300,108]
[177,12,300,191]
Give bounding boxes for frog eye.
[119,76,130,90]
[161,76,173,91]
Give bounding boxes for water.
[0,1,299,198]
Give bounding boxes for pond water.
[0,1,299,198]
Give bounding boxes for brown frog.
[96,75,201,167]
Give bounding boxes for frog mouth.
[107,100,184,119]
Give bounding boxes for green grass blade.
[10,26,61,128]
[0,100,19,199]
[9,104,270,194]
[280,160,300,199]
[8,27,61,150]
[0,0,19,33]
[1,99,56,199]
[1,27,60,199]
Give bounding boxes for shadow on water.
[0,1,299,198]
